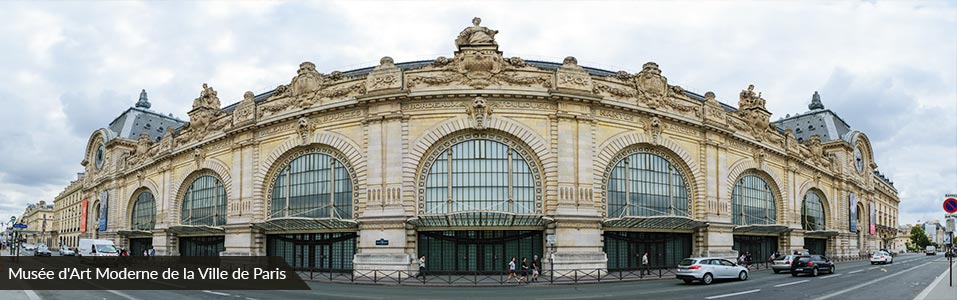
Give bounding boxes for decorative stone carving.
[738,84,766,110]
[467,97,492,129]
[636,62,669,109]
[365,56,402,93]
[159,127,175,153]
[703,91,728,126]
[729,84,776,142]
[291,62,323,100]
[754,148,766,166]
[555,56,593,93]
[193,83,221,110]
[799,135,831,168]
[296,117,311,145]
[646,116,662,145]
[406,18,551,90]
[232,91,257,127]
[193,147,205,167]
[455,17,498,49]
[126,132,156,167]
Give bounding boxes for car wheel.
[683,279,693,284]
[830,266,836,274]
[773,269,780,274]
[702,273,713,285]
[811,268,819,277]
[738,271,748,281]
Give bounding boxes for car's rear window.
[796,257,811,262]
[679,259,697,266]
[774,255,791,260]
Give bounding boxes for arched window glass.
[732,174,776,225]
[607,153,689,218]
[181,175,226,226]
[802,191,826,231]
[131,191,156,230]
[424,139,535,214]
[269,153,353,219]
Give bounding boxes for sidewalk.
[915,257,957,300]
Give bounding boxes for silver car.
[59,246,76,256]
[676,257,749,285]
[771,255,796,273]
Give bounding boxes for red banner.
[80,199,88,233]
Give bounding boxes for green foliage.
[910,226,931,248]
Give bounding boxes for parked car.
[676,257,749,285]
[77,239,118,257]
[771,254,796,274]
[790,255,835,277]
[34,244,52,257]
[925,246,937,256]
[20,243,36,253]
[870,251,893,264]
[59,246,75,256]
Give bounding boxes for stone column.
[551,108,606,271]
[354,104,411,272]
[223,134,259,256]
[698,134,736,258]
[152,229,178,256]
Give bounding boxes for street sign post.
[943,198,957,214]
[12,223,27,229]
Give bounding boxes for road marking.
[203,290,231,296]
[914,259,957,300]
[867,266,879,270]
[23,290,41,300]
[848,270,863,274]
[704,289,761,299]
[774,280,809,287]
[818,273,842,279]
[812,261,933,300]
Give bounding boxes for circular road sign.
[944,198,957,214]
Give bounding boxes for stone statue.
[193,83,221,110]
[467,96,492,129]
[455,17,498,48]
[738,84,765,110]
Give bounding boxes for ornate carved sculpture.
[296,117,311,145]
[126,132,155,167]
[365,56,402,92]
[799,135,830,168]
[291,62,322,99]
[193,147,205,167]
[636,62,669,109]
[232,91,257,126]
[159,127,175,153]
[646,116,662,145]
[738,84,766,110]
[703,91,727,125]
[467,96,492,129]
[193,83,221,110]
[180,84,232,146]
[754,148,766,166]
[455,17,498,48]
[556,56,593,92]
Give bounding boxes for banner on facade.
[849,193,858,233]
[80,199,88,233]
[98,191,109,232]
[869,202,876,235]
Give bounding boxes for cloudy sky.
[0,1,954,227]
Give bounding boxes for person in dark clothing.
[531,255,540,282]
[520,257,529,283]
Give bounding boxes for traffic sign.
[944,198,957,214]
[12,223,27,229]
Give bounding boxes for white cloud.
[0,1,953,225]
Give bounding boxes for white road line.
[774,280,809,287]
[914,259,957,300]
[848,270,863,274]
[704,289,761,299]
[203,290,231,296]
[813,261,934,300]
[867,266,879,270]
[818,273,842,279]
[23,290,42,300]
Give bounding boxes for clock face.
[94,143,105,170]
[853,146,864,172]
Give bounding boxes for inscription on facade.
[490,101,556,111]
[596,109,636,122]
[403,101,464,111]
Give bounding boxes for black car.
[790,255,835,277]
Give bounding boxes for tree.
[910,226,931,249]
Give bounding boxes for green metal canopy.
[116,229,153,237]
[804,230,840,238]
[252,217,358,232]
[732,224,791,235]
[407,211,553,228]
[167,225,225,235]
[602,215,707,231]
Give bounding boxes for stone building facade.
[19,201,55,246]
[52,176,85,248]
[54,19,899,272]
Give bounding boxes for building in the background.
[52,19,900,272]
[53,174,86,248]
[923,221,945,245]
[894,225,911,252]
[18,201,55,245]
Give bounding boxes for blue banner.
[98,191,109,231]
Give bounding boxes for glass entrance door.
[417,230,543,274]
[179,236,225,256]
[604,231,692,271]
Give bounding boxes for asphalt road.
[1,253,951,300]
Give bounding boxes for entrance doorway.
[604,231,692,271]
[805,238,827,256]
[129,238,153,256]
[178,236,225,256]
[733,235,778,263]
[417,230,543,274]
[266,232,357,271]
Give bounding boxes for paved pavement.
[0,253,951,300]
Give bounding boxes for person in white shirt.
[506,257,517,283]
[414,256,426,279]
[641,252,650,275]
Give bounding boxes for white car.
[59,246,76,256]
[870,251,893,264]
[676,257,749,285]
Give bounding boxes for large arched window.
[424,139,535,214]
[802,191,826,231]
[130,190,156,230]
[269,152,352,219]
[731,173,776,225]
[607,152,689,218]
[181,175,226,226]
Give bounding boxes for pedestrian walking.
[520,257,529,283]
[414,255,427,279]
[506,257,517,283]
[641,251,650,275]
[745,252,753,269]
[143,246,155,256]
[531,255,540,282]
